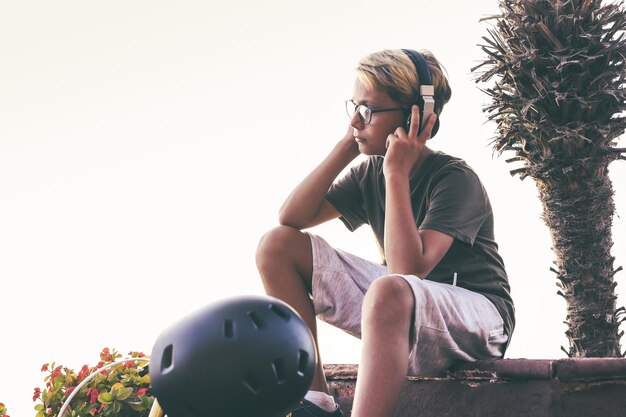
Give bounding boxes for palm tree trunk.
[538,164,623,357]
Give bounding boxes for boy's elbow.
[413,263,435,280]
[388,259,432,280]
[277,205,290,225]
[277,212,290,227]
[277,211,303,230]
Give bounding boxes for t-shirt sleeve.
[419,166,490,246]
[325,162,368,232]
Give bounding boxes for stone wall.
[324,359,626,417]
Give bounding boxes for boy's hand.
[383,105,437,178]
[339,123,360,160]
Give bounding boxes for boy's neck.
[410,146,434,177]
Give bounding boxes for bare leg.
[351,276,415,417]
[256,225,330,394]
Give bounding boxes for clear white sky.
[1,1,624,416]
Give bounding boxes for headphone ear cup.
[406,104,439,137]
[419,98,440,138]
[405,105,432,135]
[416,110,440,137]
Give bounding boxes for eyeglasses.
[345,99,405,125]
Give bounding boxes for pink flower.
[137,388,148,396]
[77,365,90,381]
[33,387,41,401]
[41,364,49,372]
[100,348,113,362]
[50,365,63,381]
[64,387,75,398]
[89,389,99,404]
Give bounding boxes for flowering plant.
[0,402,9,417]
[33,348,153,417]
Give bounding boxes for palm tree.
[472,0,626,357]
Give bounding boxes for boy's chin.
[357,143,385,157]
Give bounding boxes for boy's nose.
[350,111,364,129]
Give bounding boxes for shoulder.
[429,151,479,178]
[423,152,489,202]
[427,152,485,188]
[347,156,384,179]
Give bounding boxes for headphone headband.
[401,49,432,86]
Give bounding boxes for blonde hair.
[355,49,452,116]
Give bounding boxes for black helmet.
[150,295,317,417]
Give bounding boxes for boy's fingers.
[386,134,393,149]
[423,113,437,140]
[408,104,420,138]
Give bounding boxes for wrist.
[384,169,411,182]
[335,138,360,161]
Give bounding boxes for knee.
[255,225,308,269]
[362,275,415,325]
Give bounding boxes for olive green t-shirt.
[326,151,515,343]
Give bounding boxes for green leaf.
[115,387,133,401]
[110,382,124,393]
[34,404,45,411]
[129,401,143,412]
[127,395,153,412]
[36,411,46,417]
[140,395,153,408]
[98,392,114,403]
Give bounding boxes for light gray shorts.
[308,233,508,376]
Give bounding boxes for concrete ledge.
[451,358,553,379]
[553,358,626,380]
[324,359,626,417]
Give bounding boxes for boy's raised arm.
[278,129,359,230]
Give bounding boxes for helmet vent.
[272,358,286,384]
[297,350,309,376]
[223,319,235,338]
[247,311,265,329]
[161,344,174,373]
[242,372,261,395]
[269,304,291,322]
